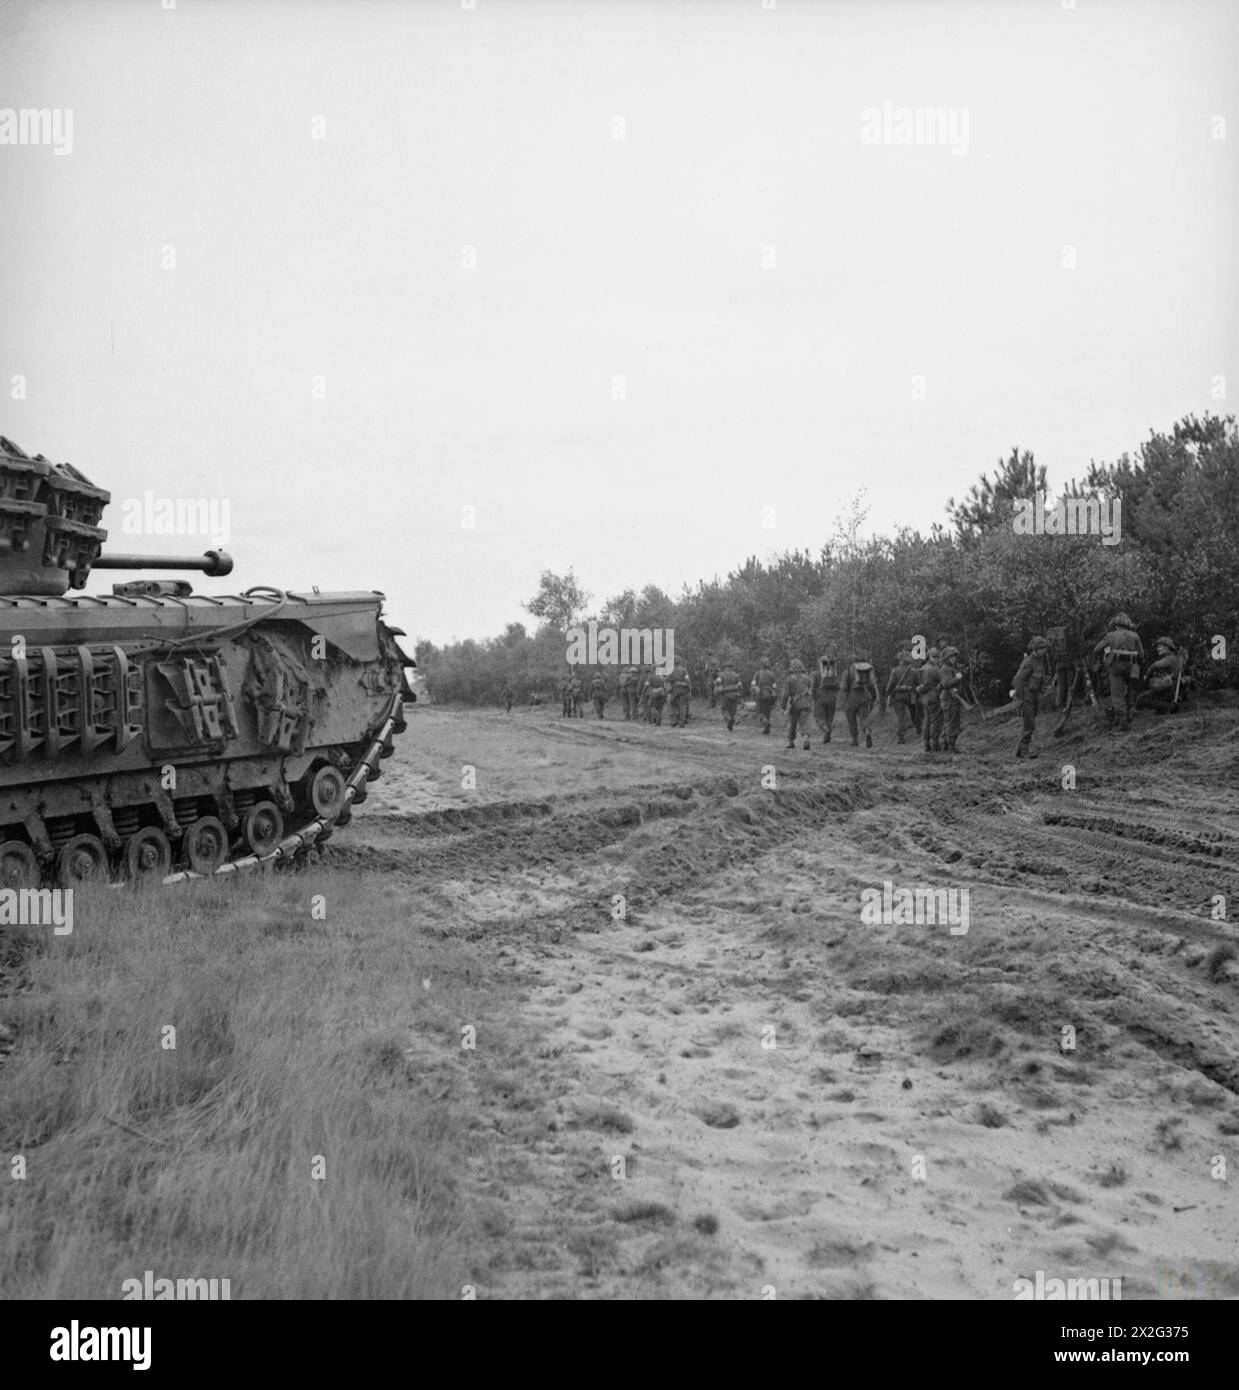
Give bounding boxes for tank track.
[150,692,404,888]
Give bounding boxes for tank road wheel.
[55,834,108,887]
[242,802,284,857]
[0,841,41,890]
[309,765,347,819]
[124,827,172,884]
[184,817,229,876]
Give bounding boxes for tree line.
[415,413,1239,704]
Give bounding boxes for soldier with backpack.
[753,658,777,734]
[589,669,607,719]
[667,660,692,727]
[937,646,967,753]
[645,669,668,725]
[917,647,943,754]
[717,661,743,731]
[885,648,919,744]
[782,659,814,750]
[1013,636,1050,758]
[842,654,879,748]
[1092,613,1145,728]
[568,672,585,718]
[813,653,840,743]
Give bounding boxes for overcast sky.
[2,0,1235,643]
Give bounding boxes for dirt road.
[345,698,1239,1298]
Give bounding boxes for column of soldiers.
[529,617,1189,752]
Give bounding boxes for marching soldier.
[812,653,840,743]
[885,648,919,744]
[616,665,632,720]
[841,653,878,748]
[645,668,668,725]
[937,646,966,753]
[717,660,742,731]
[704,657,719,708]
[569,672,585,718]
[560,674,572,718]
[782,658,814,750]
[1013,635,1050,758]
[590,669,607,719]
[1092,612,1145,728]
[753,657,777,735]
[667,660,692,727]
[501,681,514,713]
[917,647,943,753]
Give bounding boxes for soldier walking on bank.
[812,653,839,743]
[885,648,919,744]
[1013,636,1050,758]
[667,660,691,727]
[937,646,966,753]
[590,669,607,719]
[753,658,777,735]
[782,659,814,750]
[1092,612,1145,728]
[501,681,514,713]
[646,668,667,725]
[917,647,943,753]
[716,661,742,730]
[842,653,878,748]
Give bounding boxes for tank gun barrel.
[92,548,234,577]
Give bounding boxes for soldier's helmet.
[1028,636,1049,653]
[1109,612,1134,629]
[1156,636,1176,652]
[940,646,959,662]
[790,659,805,672]
[926,647,940,661]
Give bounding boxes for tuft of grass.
[1204,945,1237,983]
[569,1103,634,1135]
[1097,1162,1129,1188]
[612,1200,676,1227]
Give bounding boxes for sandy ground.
[342,696,1239,1299]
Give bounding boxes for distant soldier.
[501,681,514,713]
[615,665,631,720]
[1136,637,1187,712]
[812,654,840,743]
[646,669,668,725]
[1092,612,1145,728]
[704,657,719,708]
[782,658,814,750]
[623,666,641,721]
[885,648,919,745]
[1013,636,1050,758]
[917,647,943,754]
[753,658,777,735]
[667,660,691,727]
[937,646,966,753]
[718,661,742,731]
[560,675,572,718]
[590,670,607,719]
[569,672,585,718]
[841,654,879,748]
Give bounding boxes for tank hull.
[0,588,409,884]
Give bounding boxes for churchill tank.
[0,436,412,888]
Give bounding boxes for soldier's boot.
[865,731,873,748]
[802,738,810,750]
[823,729,831,743]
